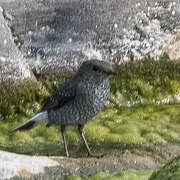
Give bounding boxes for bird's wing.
[41,80,76,111]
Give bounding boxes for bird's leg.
[78,124,103,158]
[61,125,69,157]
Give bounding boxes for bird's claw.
[87,153,104,159]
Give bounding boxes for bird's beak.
[109,71,117,76]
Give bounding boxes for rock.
[0,57,32,81]
[149,155,180,180]
[10,154,156,180]
[0,150,59,180]
[163,29,180,60]
[0,149,157,180]
[0,7,31,81]
[0,6,19,59]
[0,0,180,75]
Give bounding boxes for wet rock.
[0,150,59,180]
[163,29,180,60]
[0,7,31,81]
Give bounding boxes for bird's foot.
[87,153,104,159]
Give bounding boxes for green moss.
[88,171,111,180]
[65,169,153,180]
[0,72,73,119]
[0,136,6,144]
[0,78,47,118]
[33,136,45,143]
[120,133,146,145]
[85,123,110,143]
[30,125,60,143]
[10,131,33,143]
[105,134,122,143]
[111,124,140,135]
[66,127,81,144]
[143,133,166,145]
[130,79,154,99]
[0,122,9,131]
[149,156,180,180]
[116,169,152,180]
[110,57,180,106]
[0,103,179,155]
[65,175,82,180]
[162,131,179,142]
[42,127,60,143]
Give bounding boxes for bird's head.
[78,59,116,79]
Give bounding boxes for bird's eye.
[92,66,98,71]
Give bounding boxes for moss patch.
[0,103,179,156]
[65,169,153,180]
[110,56,180,107]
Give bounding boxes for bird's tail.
[12,111,48,132]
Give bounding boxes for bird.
[12,59,116,157]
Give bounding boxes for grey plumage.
[12,59,116,157]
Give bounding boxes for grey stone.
[0,150,59,180]
[0,7,19,59]
[163,28,180,60]
[0,0,180,75]
[0,7,31,81]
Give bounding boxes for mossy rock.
[65,169,153,180]
[149,156,180,180]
